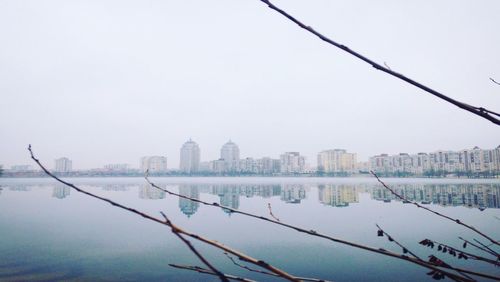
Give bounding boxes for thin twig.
[28,145,301,282]
[268,203,280,222]
[424,239,500,266]
[377,225,475,282]
[224,253,329,282]
[145,175,481,281]
[458,237,500,259]
[169,264,256,282]
[491,78,500,86]
[371,171,499,246]
[159,211,229,282]
[257,0,500,125]
[376,224,422,260]
[473,239,499,258]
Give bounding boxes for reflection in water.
[280,184,306,204]
[102,184,131,191]
[318,185,359,207]
[139,184,165,200]
[371,184,500,208]
[8,185,32,192]
[179,185,200,217]
[52,184,70,199]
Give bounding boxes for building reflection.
[7,185,32,191]
[280,184,306,204]
[102,184,131,191]
[318,184,358,207]
[52,184,70,199]
[371,184,500,208]
[179,185,200,217]
[139,184,165,200]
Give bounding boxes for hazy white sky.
[1,0,499,169]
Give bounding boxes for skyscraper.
[280,152,305,174]
[179,139,200,173]
[220,140,240,172]
[141,156,168,173]
[54,157,72,172]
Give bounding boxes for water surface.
[0,177,499,281]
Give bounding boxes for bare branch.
[421,239,500,266]
[458,237,499,258]
[169,264,256,282]
[267,203,280,222]
[160,212,230,282]
[257,0,500,125]
[145,174,480,281]
[371,170,499,246]
[223,252,331,282]
[376,224,422,260]
[28,145,301,282]
[490,78,500,86]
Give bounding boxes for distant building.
[10,165,33,172]
[369,145,500,176]
[180,139,200,173]
[141,156,168,173]
[103,163,130,172]
[220,140,240,172]
[280,152,305,174]
[317,149,357,174]
[54,157,72,172]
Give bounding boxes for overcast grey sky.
[1,0,499,169]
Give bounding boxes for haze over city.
[1,0,499,169]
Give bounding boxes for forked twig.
[28,145,301,282]
[377,225,475,282]
[257,0,500,125]
[458,237,499,258]
[268,203,280,222]
[371,171,499,246]
[169,264,256,282]
[376,224,422,260]
[223,253,329,282]
[423,239,500,266]
[145,175,484,281]
[159,211,229,282]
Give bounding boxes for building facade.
[141,156,168,173]
[54,157,72,172]
[179,139,200,173]
[317,149,357,174]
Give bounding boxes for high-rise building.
[180,139,200,173]
[280,152,305,174]
[317,149,357,174]
[220,140,240,172]
[141,156,168,173]
[54,157,72,172]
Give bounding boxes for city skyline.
[4,140,499,178]
[1,1,499,170]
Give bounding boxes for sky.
[0,0,499,169]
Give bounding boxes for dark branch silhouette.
[159,211,229,282]
[145,175,486,281]
[491,78,500,86]
[421,239,500,266]
[377,225,476,282]
[458,237,500,259]
[257,0,500,125]
[223,252,329,282]
[376,224,422,260]
[371,171,499,246]
[28,145,302,282]
[169,264,256,282]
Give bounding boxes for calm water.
[0,177,499,281]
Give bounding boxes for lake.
[0,177,499,281]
